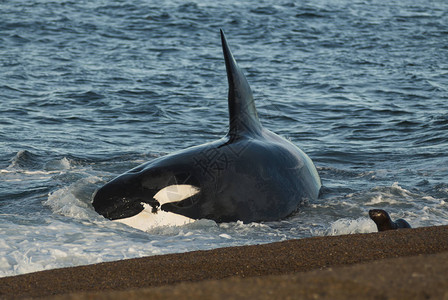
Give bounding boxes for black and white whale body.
[92,30,321,230]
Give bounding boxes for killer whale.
[92,30,321,230]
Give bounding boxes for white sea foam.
[0,209,304,278]
[365,194,401,205]
[45,157,71,171]
[325,217,377,236]
[44,176,101,221]
[0,220,155,277]
[364,182,418,205]
[0,169,59,181]
[1,157,74,181]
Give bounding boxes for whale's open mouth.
[113,184,200,231]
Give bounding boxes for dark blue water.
[1,0,447,276]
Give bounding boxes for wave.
[324,217,376,236]
[44,176,101,221]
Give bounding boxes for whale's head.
[92,162,203,230]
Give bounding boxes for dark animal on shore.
[369,209,411,232]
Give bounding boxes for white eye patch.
[113,185,200,231]
[153,184,200,205]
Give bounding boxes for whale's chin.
[114,203,195,231]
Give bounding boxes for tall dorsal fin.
[221,30,262,138]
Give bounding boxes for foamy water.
[2,155,447,277]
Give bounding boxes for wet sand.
[1,225,448,299]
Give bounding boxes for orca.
[92,30,321,230]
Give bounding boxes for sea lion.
[369,209,411,232]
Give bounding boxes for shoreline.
[1,225,448,299]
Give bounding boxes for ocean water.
[1,0,447,277]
